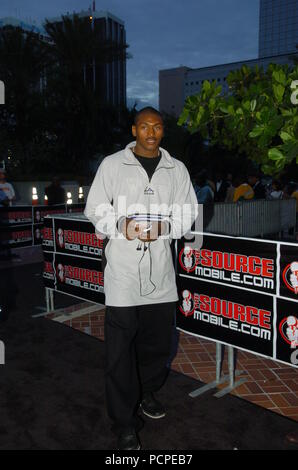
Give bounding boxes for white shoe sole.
[140,405,166,419]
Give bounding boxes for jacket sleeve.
[169,163,199,239]
[84,158,123,239]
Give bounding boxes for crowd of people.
[192,169,298,206]
[1,164,297,209]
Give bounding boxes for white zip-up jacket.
[84,141,198,307]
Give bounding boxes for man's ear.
[132,125,136,137]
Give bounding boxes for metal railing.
[205,199,296,237]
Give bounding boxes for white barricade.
[205,199,296,237]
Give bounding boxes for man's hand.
[138,221,167,242]
[122,218,168,242]
[122,218,140,240]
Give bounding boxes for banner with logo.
[0,206,33,226]
[54,253,104,304]
[0,205,84,249]
[54,217,103,259]
[41,217,297,367]
[0,223,33,248]
[177,235,277,295]
[177,234,298,368]
[42,215,104,305]
[177,276,274,357]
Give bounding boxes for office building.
[259,0,298,58]
[160,0,298,116]
[46,8,127,107]
[159,53,294,116]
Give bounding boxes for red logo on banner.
[279,316,298,348]
[44,261,54,274]
[178,246,199,273]
[56,228,64,248]
[57,263,65,283]
[179,290,195,317]
[282,262,298,294]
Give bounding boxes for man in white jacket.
[85,107,198,450]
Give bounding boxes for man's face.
[132,112,164,156]
[0,172,5,182]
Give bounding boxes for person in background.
[193,169,214,204]
[0,187,9,207]
[45,177,66,205]
[291,185,298,209]
[226,172,233,185]
[247,171,266,200]
[0,168,16,206]
[214,171,231,202]
[267,180,284,200]
[232,176,254,202]
[207,176,216,194]
[283,182,297,200]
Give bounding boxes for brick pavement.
[46,302,298,422]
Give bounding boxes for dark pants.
[104,301,176,434]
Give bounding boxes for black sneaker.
[140,392,166,419]
[117,427,141,451]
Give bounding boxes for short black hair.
[134,106,163,125]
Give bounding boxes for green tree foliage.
[178,63,298,176]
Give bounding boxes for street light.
[67,191,73,205]
[32,187,38,206]
[78,186,84,202]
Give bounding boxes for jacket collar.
[122,141,175,169]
